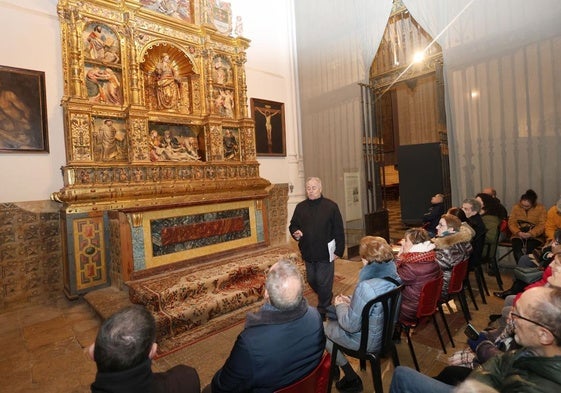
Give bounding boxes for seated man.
[422,193,445,237]
[89,305,200,393]
[389,286,561,393]
[203,258,325,392]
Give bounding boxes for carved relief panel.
[54,0,268,211]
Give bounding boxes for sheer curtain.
[294,0,561,222]
[294,0,392,221]
[403,0,561,209]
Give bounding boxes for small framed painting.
[0,65,49,153]
[251,98,286,157]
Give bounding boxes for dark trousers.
[511,237,542,263]
[304,260,334,314]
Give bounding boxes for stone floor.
[0,254,509,393]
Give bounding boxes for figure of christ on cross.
[255,105,281,153]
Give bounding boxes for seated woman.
[432,214,473,299]
[494,229,561,299]
[324,236,401,393]
[396,228,442,324]
[508,189,546,263]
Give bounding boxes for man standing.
[389,286,561,392]
[89,305,200,393]
[289,177,345,319]
[204,259,325,392]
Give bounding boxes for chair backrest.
[415,275,443,319]
[447,259,469,295]
[357,284,403,358]
[274,352,331,393]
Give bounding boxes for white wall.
[0,0,64,203]
[0,0,299,204]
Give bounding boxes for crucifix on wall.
[251,98,286,156]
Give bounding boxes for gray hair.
[306,177,322,187]
[531,287,561,346]
[463,198,482,213]
[265,258,304,311]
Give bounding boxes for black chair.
[467,229,489,304]
[327,285,403,393]
[483,223,504,290]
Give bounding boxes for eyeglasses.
[511,309,560,340]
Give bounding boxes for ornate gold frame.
[53,0,269,213]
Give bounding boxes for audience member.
[481,187,508,220]
[203,258,325,393]
[476,193,502,274]
[89,305,200,393]
[447,207,475,238]
[461,198,486,269]
[494,229,561,299]
[508,189,546,262]
[396,228,442,324]
[357,235,401,283]
[389,286,561,392]
[545,197,561,242]
[432,214,473,299]
[325,236,401,393]
[289,176,345,319]
[422,193,446,237]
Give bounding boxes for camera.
[464,323,480,340]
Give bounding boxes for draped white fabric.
[294,0,393,218]
[295,0,561,216]
[403,0,561,208]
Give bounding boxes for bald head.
[265,259,304,310]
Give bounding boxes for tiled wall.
[0,201,63,310]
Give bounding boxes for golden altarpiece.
[53,0,272,298]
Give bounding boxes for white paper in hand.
[328,239,336,262]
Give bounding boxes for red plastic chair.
[440,259,473,326]
[275,352,331,393]
[401,275,452,372]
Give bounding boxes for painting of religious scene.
[91,117,128,162]
[222,128,239,160]
[148,121,202,162]
[85,64,123,105]
[82,23,120,64]
[212,55,232,85]
[213,88,234,118]
[139,0,193,23]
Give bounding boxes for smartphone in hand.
[464,323,480,340]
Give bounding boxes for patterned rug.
[154,271,346,358]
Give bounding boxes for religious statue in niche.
[85,65,123,105]
[154,53,181,110]
[222,128,239,160]
[212,56,232,85]
[148,122,201,162]
[141,46,194,113]
[139,0,193,22]
[83,23,120,64]
[213,88,234,117]
[91,117,128,161]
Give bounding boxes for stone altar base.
[127,245,301,355]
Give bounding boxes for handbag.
[513,266,543,284]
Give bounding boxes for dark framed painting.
[251,98,286,156]
[0,65,49,153]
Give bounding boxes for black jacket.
[289,196,345,262]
